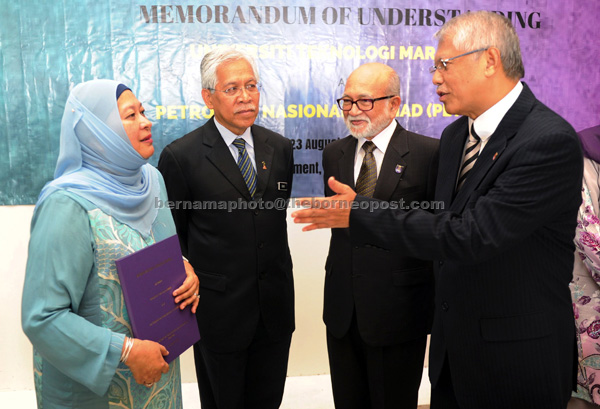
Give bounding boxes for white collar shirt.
[353,120,397,183]
[214,118,256,170]
[467,81,523,152]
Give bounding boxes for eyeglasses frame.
[206,83,261,97]
[429,47,489,74]
[336,95,396,112]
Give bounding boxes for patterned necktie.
[456,124,481,191]
[356,141,377,198]
[233,138,256,198]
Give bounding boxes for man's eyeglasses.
[336,95,395,112]
[429,47,489,74]
[207,83,261,97]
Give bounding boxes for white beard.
[345,114,390,140]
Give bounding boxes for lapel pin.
[493,152,498,161]
[262,161,267,170]
[395,164,405,175]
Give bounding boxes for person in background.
[323,62,438,409]
[158,47,294,409]
[570,125,600,409]
[292,11,581,409]
[21,79,199,409]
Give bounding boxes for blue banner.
[1,1,599,203]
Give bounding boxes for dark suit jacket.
[157,117,295,353]
[322,121,439,346]
[349,84,581,408]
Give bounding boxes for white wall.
[2,205,37,391]
[0,205,331,391]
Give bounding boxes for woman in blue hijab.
[21,79,199,409]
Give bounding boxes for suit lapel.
[338,137,358,189]
[450,129,507,211]
[437,117,468,207]
[253,127,274,200]
[450,82,535,212]
[374,123,408,201]
[204,118,254,201]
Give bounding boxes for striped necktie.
[233,138,257,198]
[456,124,481,191]
[356,141,377,198]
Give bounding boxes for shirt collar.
[469,81,523,141]
[214,117,254,149]
[356,119,396,154]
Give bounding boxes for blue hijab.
[37,79,159,237]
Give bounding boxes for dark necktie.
[233,138,256,198]
[456,125,481,191]
[356,141,377,198]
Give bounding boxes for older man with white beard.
[320,62,439,409]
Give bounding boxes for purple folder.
[115,234,200,363]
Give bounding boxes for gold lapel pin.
[262,161,267,170]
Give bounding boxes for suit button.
[439,261,444,266]
[441,301,449,312]
[258,242,264,249]
[259,271,267,280]
[254,210,259,216]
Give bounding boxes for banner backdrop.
[1,0,599,203]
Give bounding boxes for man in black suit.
[323,62,438,409]
[158,47,294,409]
[293,11,581,409]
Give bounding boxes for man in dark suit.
[323,62,438,409]
[293,11,581,409]
[158,47,294,409]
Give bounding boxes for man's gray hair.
[200,46,260,90]
[435,10,525,79]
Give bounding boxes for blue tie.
[233,138,257,198]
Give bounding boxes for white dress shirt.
[214,118,256,170]
[353,120,397,183]
[456,82,523,188]
[467,81,523,153]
